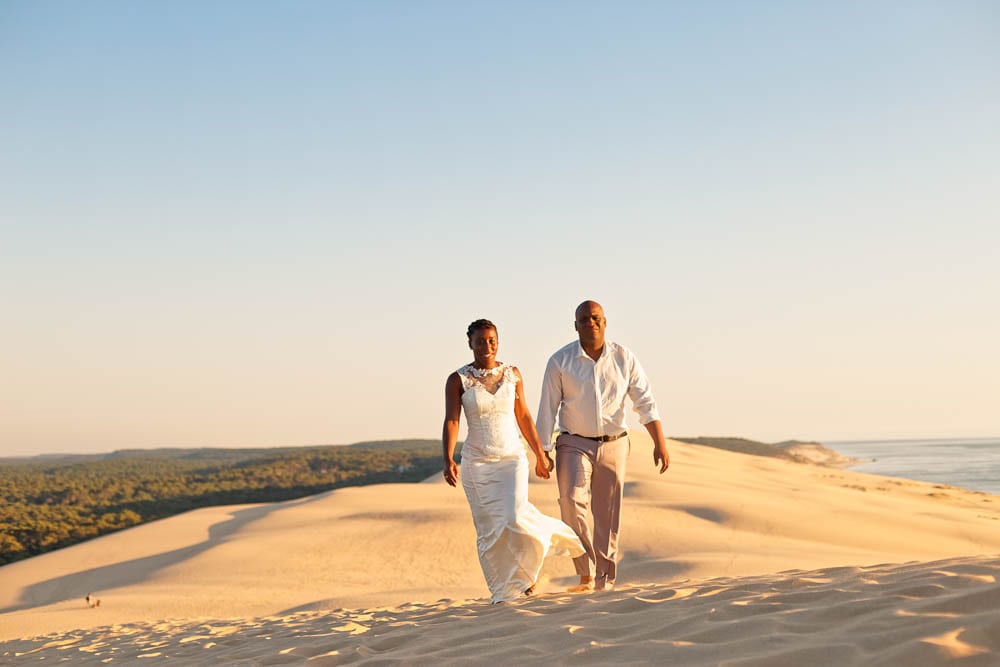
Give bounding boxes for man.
[536,300,669,592]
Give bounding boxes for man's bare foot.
[566,576,594,593]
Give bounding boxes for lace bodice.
[458,363,525,461]
[458,363,518,394]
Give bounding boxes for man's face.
[574,303,606,345]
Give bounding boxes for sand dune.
[4,555,997,665]
[2,434,999,665]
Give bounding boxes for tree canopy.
[0,440,443,565]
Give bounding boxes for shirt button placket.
[593,358,602,437]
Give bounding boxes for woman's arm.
[512,367,553,479]
[442,372,463,486]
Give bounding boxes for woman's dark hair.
[467,318,497,339]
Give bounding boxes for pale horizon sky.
[2,1,998,457]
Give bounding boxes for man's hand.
[444,459,459,487]
[653,442,670,474]
[643,420,670,474]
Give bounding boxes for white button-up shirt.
[536,340,661,451]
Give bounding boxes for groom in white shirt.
[536,300,670,591]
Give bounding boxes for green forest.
[0,440,442,565]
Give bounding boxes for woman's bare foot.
[566,576,594,593]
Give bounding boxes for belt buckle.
[562,431,625,443]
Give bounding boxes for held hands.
[534,451,555,479]
[444,459,459,487]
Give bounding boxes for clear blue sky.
[2,1,997,456]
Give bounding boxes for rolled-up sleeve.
[627,351,660,425]
[536,356,562,451]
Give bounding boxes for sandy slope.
[4,555,997,666]
[2,434,999,664]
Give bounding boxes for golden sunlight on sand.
[2,435,999,665]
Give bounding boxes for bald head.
[574,300,607,355]
[575,300,604,320]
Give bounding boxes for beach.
[2,434,999,665]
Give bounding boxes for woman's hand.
[534,451,554,479]
[444,459,459,487]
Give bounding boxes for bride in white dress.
[443,319,585,603]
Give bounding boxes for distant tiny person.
[536,300,670,592]
[443,319,585,603]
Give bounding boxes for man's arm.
[535,356,562,452]
[626,350,668,473]
[626,352,660,425]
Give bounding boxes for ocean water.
[827,437,1000,496]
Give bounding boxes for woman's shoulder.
[502,363,521,383]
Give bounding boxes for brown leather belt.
[562,431,627,443]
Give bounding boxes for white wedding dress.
[457,362,585,603]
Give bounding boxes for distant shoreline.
[670,436,861,468]
[823,436,1000,496]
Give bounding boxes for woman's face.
[468,327,499,366]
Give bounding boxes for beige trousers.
[555,433,629,588]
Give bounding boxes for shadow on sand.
[1,490,336,614]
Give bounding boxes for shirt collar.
[575,339,610,361]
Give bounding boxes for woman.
[443,319,585,603]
